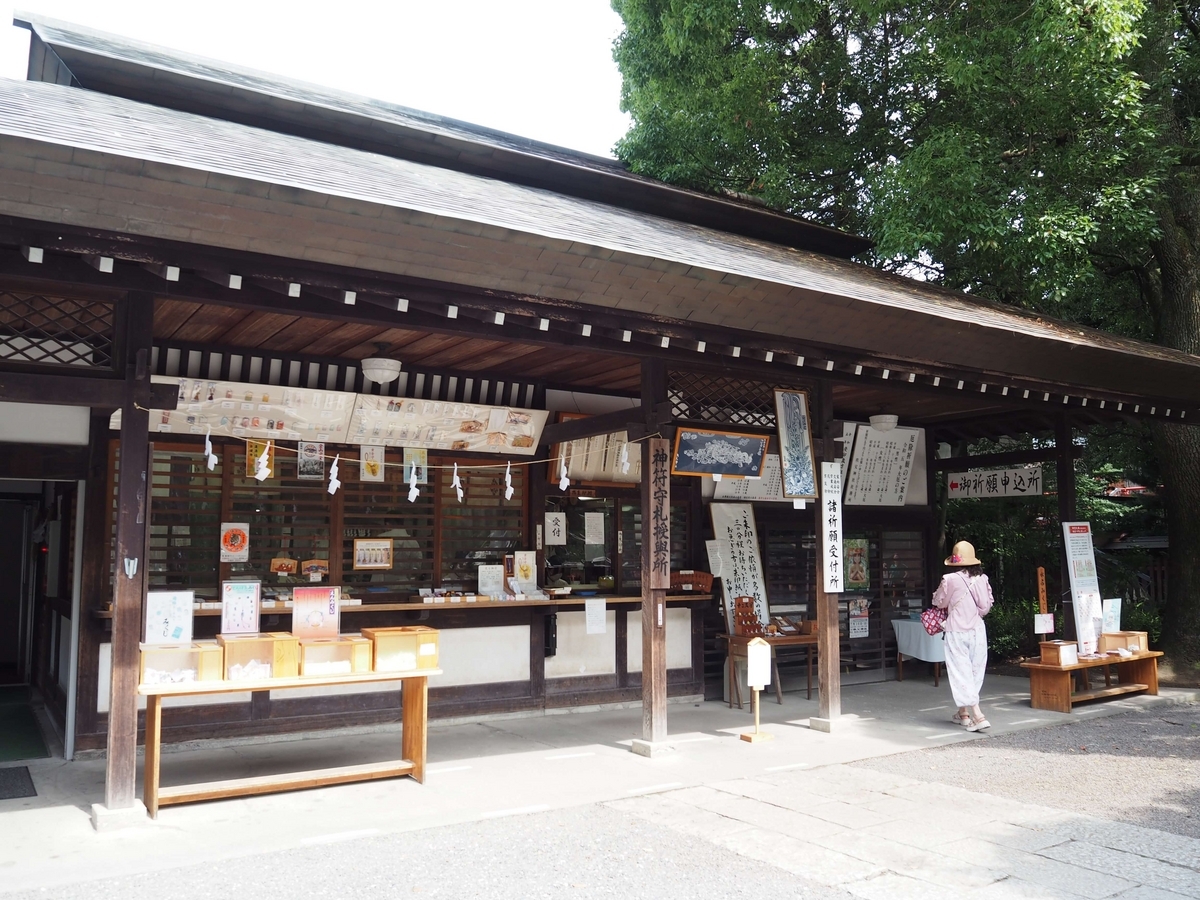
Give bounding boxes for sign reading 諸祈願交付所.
[820,463,844,593]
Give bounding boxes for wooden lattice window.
[618,498,690,593]
[438,463,526,590]
[340,457,435,593]
[229,451,330,582]
[145,446,223,594]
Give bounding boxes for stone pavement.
[1,676,1197,898]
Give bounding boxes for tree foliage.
[613,0,1200,665]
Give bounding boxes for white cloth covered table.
[892,619,946,663]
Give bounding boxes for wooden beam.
[0,443,87,480]
[930,445,1082,471]
[103,293,153,813]
[0,369,177,409]
[539,407,642,446]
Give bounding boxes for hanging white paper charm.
[204,426,218,471]
[620,442,630,474]
[558,450,570,492]
[408,460,420,503]
[254,440,272,482]
[327,454,341,495]
[504,460,514,501]
[452,462,463,502]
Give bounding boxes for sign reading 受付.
[947,466,1043,499]
[820,462,844,593]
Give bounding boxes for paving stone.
[964,875,1091,900]
[601,795,756,842]
[687,793,847,840]
[844,872,963,900]
[1107,886,1198,900]
[1049,820,1200,871]
[709,826,885,886]
[803,798,898,830]
[1038,842,1200,896]
[939,840,1138,899]
[811,828,1004,889]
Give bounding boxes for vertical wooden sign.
[1037,567,1047,615]
[648,438,671,590]
[819,462,844,593]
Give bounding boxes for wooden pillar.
[1056,414,1078,640]
[103,293,153,812]
[636,359,669,749]
[640,435,670,743]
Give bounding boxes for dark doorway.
[0,499,33,686]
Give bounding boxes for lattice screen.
[667,370,780,429]
[0,291,114,369]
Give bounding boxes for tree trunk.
[1150,158,1200,670]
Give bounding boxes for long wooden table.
[718,633,817,708]
[139,668,439,818]
[1020,651,1161,713]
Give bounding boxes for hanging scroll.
[710,503,769,627]
[773,390,818,499]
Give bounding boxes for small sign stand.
[741,637,774,743]
[1034,566,1055,640]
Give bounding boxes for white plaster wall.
[0,402,89,445]
[544,611,616,678]
[627,608,692,672]
[427,625,530,688]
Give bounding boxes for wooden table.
[719,633,817,709]
[1020,651,1161,713]
[140,668,439,818]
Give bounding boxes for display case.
[1040,640,1079,666]
[298,636,372,676]
[1098,631,1149,653]
[139,641,224,685]
[217,632,299,680]
[361,625,440,672]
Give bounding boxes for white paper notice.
[545,512,567,546]
[1062,522,1102,654]
[584,512,605,546]
[746,639,771,688]
[1034,613,1055,634]
[1102,597,1122,633]
[704,539,724,579]
[585,596,606,634]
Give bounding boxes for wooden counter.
[1020,651,1161,713]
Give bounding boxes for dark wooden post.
[634,359,669,752]
[101,292,153,818]
[1056,414,1078,640]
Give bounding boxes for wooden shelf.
[98,594,708,620]
[139,668,443,697]
[1020,650,1162,671]
[157,759,417,807]
[1072,683,1149,703]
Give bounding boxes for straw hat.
[944,540,981,567]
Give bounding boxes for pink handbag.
[920,605,947,636]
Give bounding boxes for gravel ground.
[853,699,1200,838]
[5,804,851,900]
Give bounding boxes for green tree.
[612,0,1200,668]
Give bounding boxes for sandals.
[966,716,991,732]
[952,711,970,727]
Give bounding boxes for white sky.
[0,0,632,158]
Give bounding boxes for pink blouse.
[932,571,994,632]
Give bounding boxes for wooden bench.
[140,668,438,818]
[1020,651,1161,713]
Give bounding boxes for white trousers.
[943,620,988,708]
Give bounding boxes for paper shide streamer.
[204,426,218,471]
[254,441,272,482]
[408,461,420,503]
[452,462,463,502]
[327,454,341,495]
[504,460,514,501]
[558,449,569,492]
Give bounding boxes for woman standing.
[932,541,995,731]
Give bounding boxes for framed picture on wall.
[353,538,394,570]
[773,390,818,499]
[670,428,768,478]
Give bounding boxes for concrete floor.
[1,675,1197,896]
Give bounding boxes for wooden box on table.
[361,626,440,672]
[1098,631,1149,653]
[139,641,224,686]
[298,636,373,676]
[1040,640,1079,666]
[217,632,299,680]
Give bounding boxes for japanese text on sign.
[820,462,844,593]
[843,425,920,506]
[710,503,768,626]
[649,440,671,589]
[947,466,1042,499]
